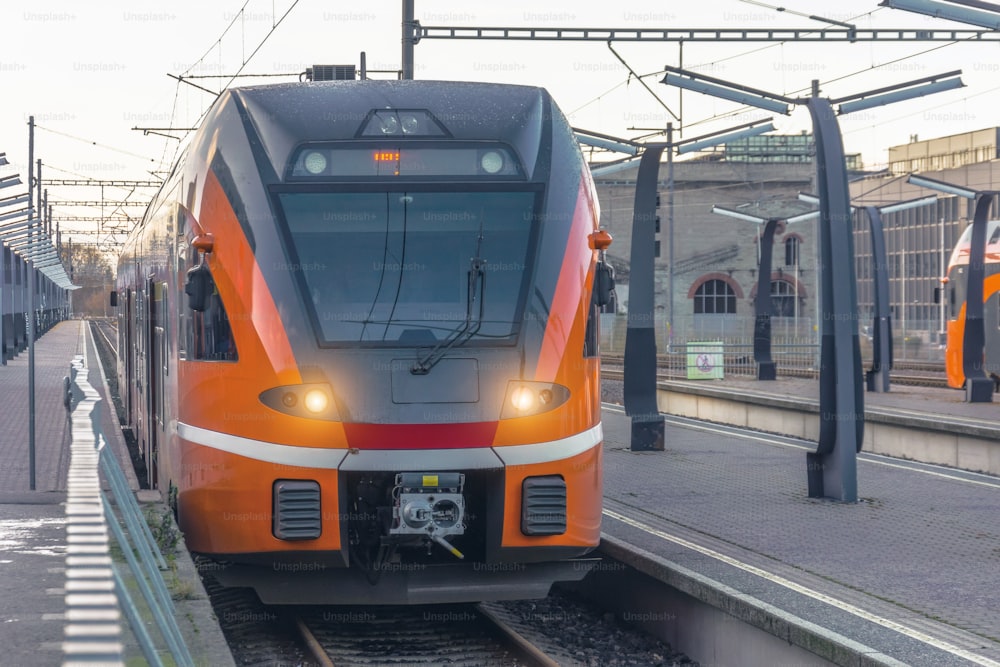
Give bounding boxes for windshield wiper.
[410,254,485,375]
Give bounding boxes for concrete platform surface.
[600,404,1000,666]
[0,320,233,666]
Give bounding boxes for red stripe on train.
[342,421,499,449]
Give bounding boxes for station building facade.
[592,128,1000,359]
[848,128,1000,352]
[591,134,842,347]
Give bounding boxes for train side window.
[584,303,599,358]
[185,263,237,362]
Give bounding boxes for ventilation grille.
[305,65,356,81]
[273,480,321,540]
[521,476,567,536]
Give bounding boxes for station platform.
[665,371,1000,423]
[596,403,1000,666]
[640,372,1000,478]
[0,320,232,666]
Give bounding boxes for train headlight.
[303,150,327,174]
[260,384,338,421]
[379,114,400,134]
[400,113,421,134]
[501,381,570,419]
[510,386,536,412]
[304,389,329,414]
[479,150,504,174]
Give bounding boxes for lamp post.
[906,173,994,402]
[587,120,776,451]
[589,119,776,344]
[799,192,937,392]
[710,206,819,380]
[663,66,963,501]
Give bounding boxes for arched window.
[694,279,736,314]
[784,236,800,266]
[771,280,797,317]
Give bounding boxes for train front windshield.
[276,190,538,344]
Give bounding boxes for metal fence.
[599,314,945,375]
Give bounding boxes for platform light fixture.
[800,191,939,214]
[711,204,819,225]
[878,195,941,214]
[0,208,30,223]
[835,75,964,115]
[589,157,642,178]
[662,68,791,115]
[588,119,776,176]
[880,0,1000,28]
[709,205,772,225]
[906,173,978,199]
[676,121,776,154]
[0,194,29,209]
[574,130,640,156]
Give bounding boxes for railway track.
[295,602,561,667]
[201,559,684,667]
[90,317,117,361]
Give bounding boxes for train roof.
[209,80,565,181]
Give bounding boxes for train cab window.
[184,264,237,362]
[275,190,537,345]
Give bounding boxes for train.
[112,79,614,604]
[942,218,1000,389]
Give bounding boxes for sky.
[2,0,1000,243]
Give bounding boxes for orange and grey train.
[942,219,1000,389]
[114,80,614,604]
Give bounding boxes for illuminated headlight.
[479,150,504,174]
[260,383,338,420]
[303,150,327,174]
[304,388,329,414]
[501,381,570,419]
[510,386,535,412]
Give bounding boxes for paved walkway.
[600,405,1000,665]
[0,320,82,495]
[0,320,233,666]
[0,321,81,665]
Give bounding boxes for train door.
[146,277,162,489]
[124,289,134,426]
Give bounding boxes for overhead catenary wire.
[167,0,303,166]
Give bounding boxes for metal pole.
[939,216,946,344]
[0,245,5,366]
[754,219,779,380]
[961,194,994,402]
[401,0,415,80]
[624,144,668,451]
[27,117,36,490]
[901,251,906,356]
[864,206,892,392]
[805,94,862,502]
[667,123,675,351]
